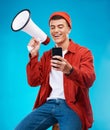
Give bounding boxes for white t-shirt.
[47,50,67,100]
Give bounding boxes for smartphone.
[52,47,62,58]
[52,47,62,68]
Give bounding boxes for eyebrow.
[50,24,64,27]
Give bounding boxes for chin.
[54,39,63,44]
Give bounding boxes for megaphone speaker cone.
[11,9,30,32]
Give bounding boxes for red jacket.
[26,40,96,130]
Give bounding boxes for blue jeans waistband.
[47,98,65,104]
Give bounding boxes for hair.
[49,15,71,28]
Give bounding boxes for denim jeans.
[15,99,82,130]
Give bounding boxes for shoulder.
[76,43,90,53]
[69,40,89,53]
[70,40,93,57]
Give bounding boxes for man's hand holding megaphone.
[27,38,40,58]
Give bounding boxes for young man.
[15,12,96,130]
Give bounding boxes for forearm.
[26,55,42,86]
[66,51,96,88]
[67,65,96,88]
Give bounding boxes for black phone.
[52,47,62,68]
[52,47,62,57]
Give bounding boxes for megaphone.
[11,9,50,45]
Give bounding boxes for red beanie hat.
[49,12,72,28]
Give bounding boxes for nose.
[53,27,59,32]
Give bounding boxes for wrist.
[29,52,38,58]
[32,50,38,56]
[66,67,73,75]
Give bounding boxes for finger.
[28,38,35,46]
[51,61,61,68]
[52,67,61,71]
[51,59,62,65]
[51,59,62,69]
[52,56,63,61]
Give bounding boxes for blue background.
[0,0,110,129]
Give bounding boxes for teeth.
[54,34,60,37]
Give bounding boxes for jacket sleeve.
[67,49,96,88]
[26,54,45,87]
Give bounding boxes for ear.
[67,27,71,34]
[68,29,71,34]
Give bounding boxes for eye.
[50,25,55,30]
[58,25,63,29]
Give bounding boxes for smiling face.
[50,19,71,45]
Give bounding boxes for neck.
[56,38,70,51]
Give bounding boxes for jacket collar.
[67,39,77,54]
[49,39,77,54]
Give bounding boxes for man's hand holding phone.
[51,47,73,75]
